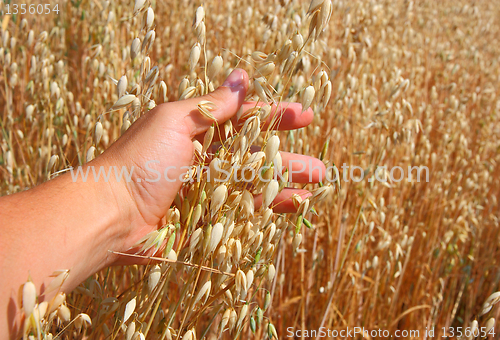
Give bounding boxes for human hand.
[95,69,326,265]
[0,69,327,335]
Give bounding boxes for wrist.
[0,164,131,320]
[71,155,139,268]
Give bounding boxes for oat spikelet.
[235,269,247,297]
[292,233,303,251]
[196,21,206,45]
[48,155,59,171]
[197,100,217,120]
[48,292,65,314]
[193,280,211,306]
[190,229,203,255]
[241,190,255,217]
[233,239,242,263]
[301,85,315,113]
[208,222,224,253]
[33,302,47,324]
[133,0,146,14]
[228,308,237,330]
[147,265,161,293]
[189,43,201,71]
[246,270,254,291]
[145,7,154,29]
[142,30,156,53]
[86,146,96,162]
[292,32,304,50]
[94,121,103,145]
[123,297,136,325]
[159,80,167,102]
[211,185,228,216]
[307,0,325,14]
[253,78,269,104]
[251,51,267,62]
[257,62,275,77]
[58,304,71,322]
[25,104,34,120]
[202,126,214,155]
[264,135,280,163]
[183,329,196,340]
[130,38,141,60]
[180,86,197,100]
[263,180,279,208]
[126,322,136,340]
[267,264,276,281]
[112,94,136,110]
[311,185,332,202]
[208,55,223,81]
[121,120,132,135]
[178,77,189,96]
[74,313,92,330]
[193,6,205,29]
[485,318,495,334]
[167,249,177,261]
[22,281,36,316]
[221,308,232,331]
[117,75,128,98]
[44,269,69,296]
[244,151,265,166]
[268,322,278,339]
[468,320,478,340]
[236,304,248,330]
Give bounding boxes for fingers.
[254,189,312,213]
[279,152,326,183]
[237,102,314,131]
[248,146,325,183]
[160,69,249,138]
[194,101,314,144]
[157,68,311,141]
[202,144,326,183]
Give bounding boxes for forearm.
[0,162,128,338]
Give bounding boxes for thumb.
[164,68,249,138]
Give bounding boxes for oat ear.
[22,280,36,316]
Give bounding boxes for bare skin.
[0,69,326,338]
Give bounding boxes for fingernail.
[222,69,244,88]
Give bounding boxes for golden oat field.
[1,0,500,338]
